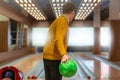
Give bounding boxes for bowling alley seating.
[0,66,24,80]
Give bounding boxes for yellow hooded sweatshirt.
[43,15,69,60]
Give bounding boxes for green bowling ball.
[59,59,77,77]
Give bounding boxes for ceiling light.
[32,4,35,7]
[65,0,68,2]
[24,0,27,3]
[56,0,59,2]
[28,4,31,7]
[52,0,55,2]
[97,0,101,3]
[55,10,57,12]
[30,12,33,15]
[20,4,24,7]
[28,0,32,3]
[91,3,93,6]
[88,7,91,9]
[81,7,83,9]
[86,3,89,6]
[55,13,58,15]
[34,10,36,12]
[94,0,97,2]
[84,7,87,9]
[84,0,87,3]
[53,4,56,6]
[33,13,35,15]
[94,3,97,6]
[86,10,88,12]
[58,7,60,9]
[61,0,63,2]
[28,7,30,10]
[89,10,92,12]
[37,10,40,12]
[82,3,85,6]
[58,10,61,12]
[54,7,57,9]
[15,0,46,20]
[15,0,19,3]
[75,0,100,20]
[27,10,30,12]
[91,7,94,10]
[24,7,27,10]
[30,10,33,12]
[50,0,69,18]
[24,4,27,7]
[31,7,34,10]
[57,4,60,6]
[89,0,92,2]
[35,7,37,10]
[20,0,23,3]
[79,10,81,12]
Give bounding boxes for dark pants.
[43,59,62,80]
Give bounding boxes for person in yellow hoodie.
[43,2,75,80]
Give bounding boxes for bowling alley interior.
[0,0,120,80]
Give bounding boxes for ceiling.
[2,0,109,21]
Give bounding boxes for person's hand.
[61,54,70,63]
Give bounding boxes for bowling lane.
[13,54,43,74]
[0,54,34,68]
[2,52,120,80]
[73,52,120,80]
[0,53,43,79]
[0,53,78,80]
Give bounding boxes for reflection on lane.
[74,52,120,80]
